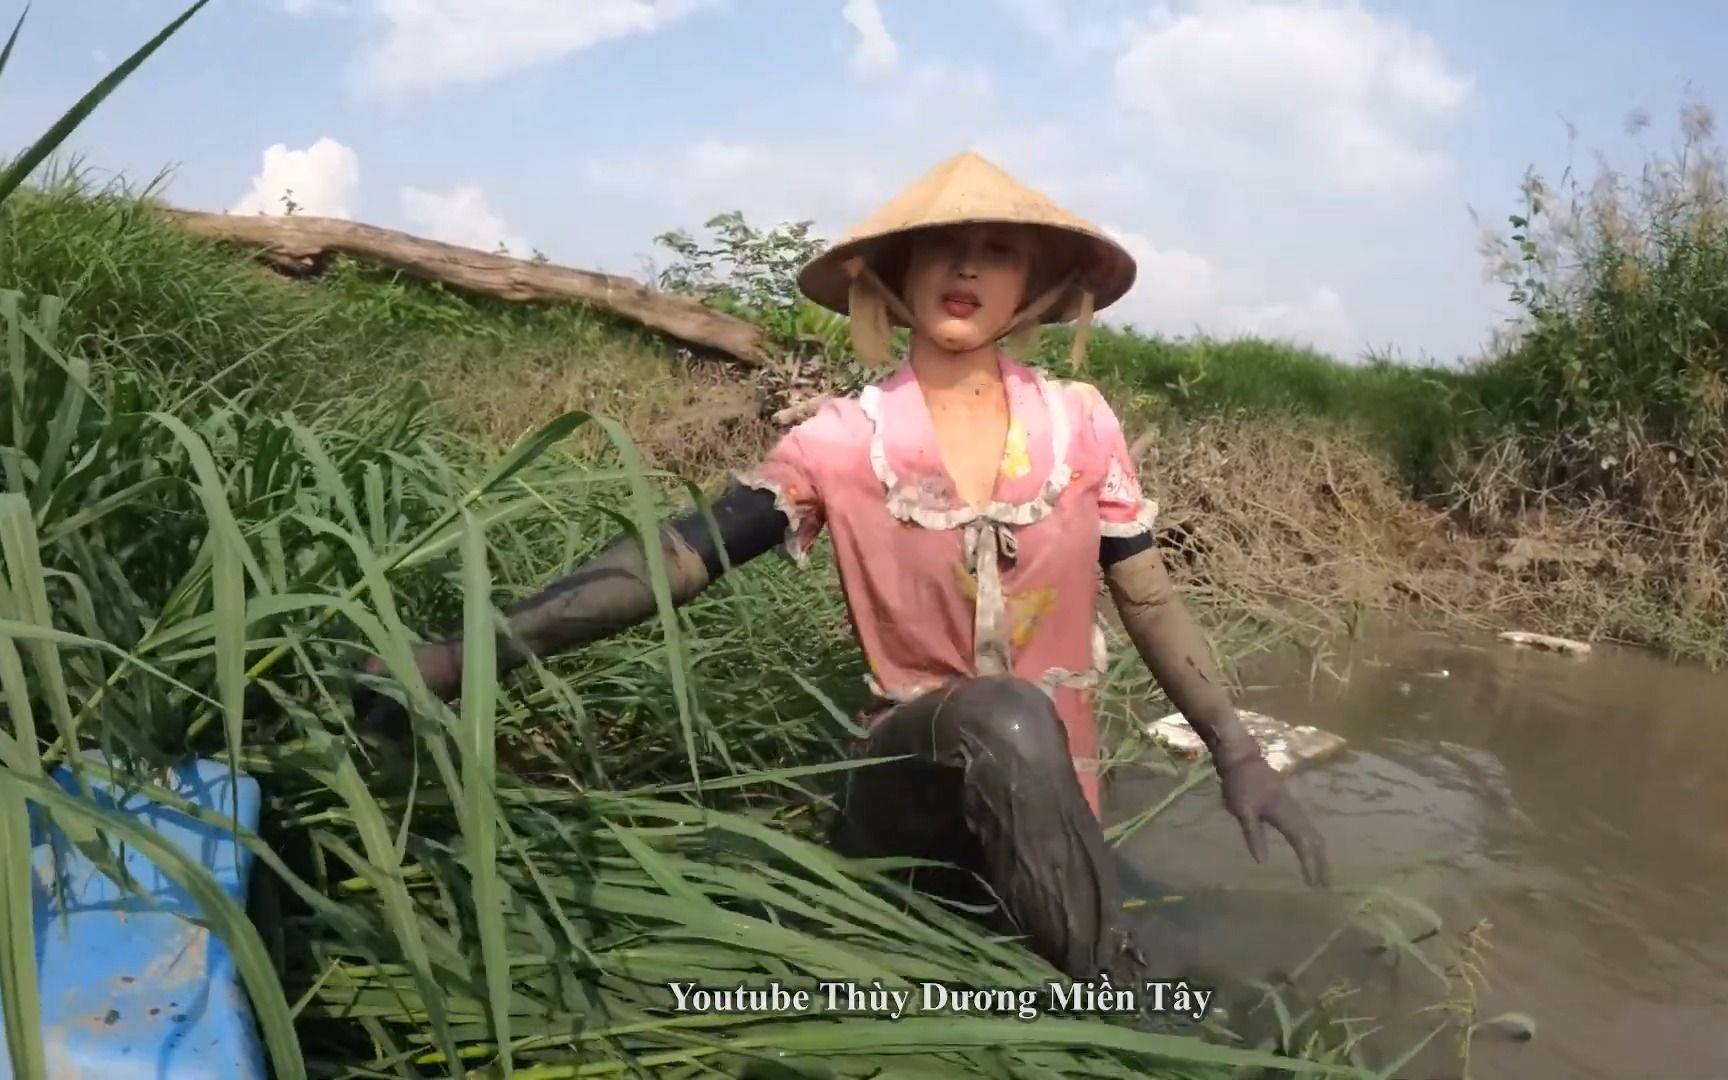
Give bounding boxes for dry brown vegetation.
[1133,414,1474,627]
[1443,426,1728,659]
[1137,411,1728,665]
[419,337,775,480]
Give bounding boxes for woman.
[355,152,1328,984]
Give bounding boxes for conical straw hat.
[798,151,1136,324]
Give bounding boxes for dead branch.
[158,207,772,367]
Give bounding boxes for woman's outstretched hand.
[348,641,461,742]
[1215,750,1331,887]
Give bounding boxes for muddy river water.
[1105,620,1728,1079]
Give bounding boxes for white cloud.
[400,185,529,255]
[996,0,1077,37]
[1112,0,1471,193]
[232,137,361,218]
[1237,287,1357,351]
[841,0,898,76]
[587,139,889,230]
[1103,225,1363,357]
[357,0,722,97]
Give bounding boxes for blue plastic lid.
[0,756,269,1079]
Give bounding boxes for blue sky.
[5,0,1726,365]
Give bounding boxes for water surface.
[1106,621,1728,1079]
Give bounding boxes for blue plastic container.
[0,757,268,1079]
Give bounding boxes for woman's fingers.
[1226,775,1331,888]
[1266,797,1330,887]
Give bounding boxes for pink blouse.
[736,351,1158,814]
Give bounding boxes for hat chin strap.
[996,269,1080,342]
[996,269,1096,371]
[843,258,919,327]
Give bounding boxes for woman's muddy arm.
[401,481,791,697]
[497,481,786,663]
[1099,536,1260,766]
[1100,535,1330,885]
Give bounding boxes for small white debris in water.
[1420,668,1450,679]
[1145,710,1347,773]
[1498,631,1591,656]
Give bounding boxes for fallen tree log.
[157,207,772,367]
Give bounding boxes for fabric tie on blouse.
[963,516,1019,678]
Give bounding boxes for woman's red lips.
[940,291,981,317]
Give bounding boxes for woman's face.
[902,223,1035,352]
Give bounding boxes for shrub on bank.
[1451,106,1728,640]
[1473,103,1728,458]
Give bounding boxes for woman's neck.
[907,336,1004,398]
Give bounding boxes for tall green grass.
[4,270,1385,1077]
[0,166,674,412]
[1448,105,1728,650]
[1036,329,1486,492]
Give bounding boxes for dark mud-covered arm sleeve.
[1085,387,1259,766]
[1103,546,1260,766]
[409,426,827,697]
[486,480,790,675]
[487,416,829,676]
[730,421,829,566]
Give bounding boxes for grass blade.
[0,7,27,85]
[0,775,44,1080]
[0,0,212,206]
[213,494,247,825]
[0,495,79,754]
[0,554,83,1080]
[458,509,513,1076]
[29,296,84,507]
